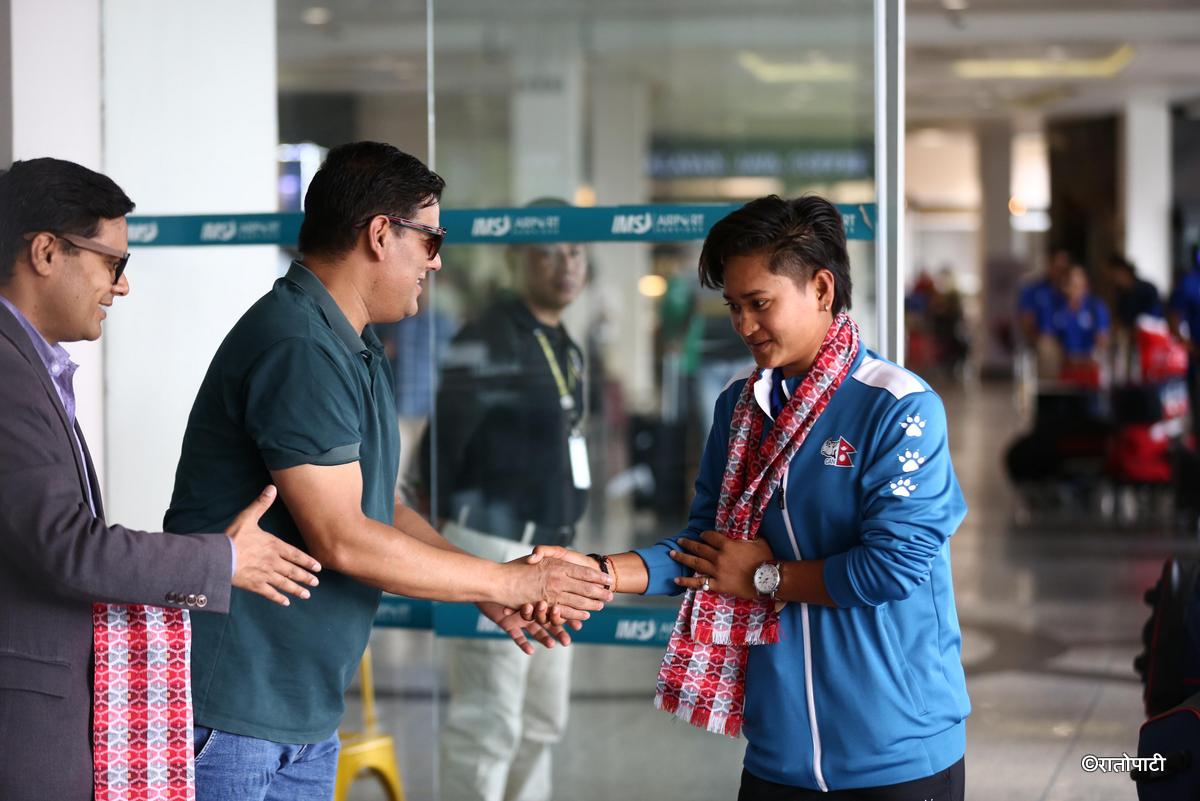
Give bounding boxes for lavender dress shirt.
[0,294,235,572]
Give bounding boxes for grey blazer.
[0,303,233,801]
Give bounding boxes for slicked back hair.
[698,194,852,315]
[0,158,135,282]
[298,141,445,259]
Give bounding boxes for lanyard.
[533,328,578,413]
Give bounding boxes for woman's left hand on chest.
[671,531,774,600]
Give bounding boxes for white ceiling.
[276,0,1200,138]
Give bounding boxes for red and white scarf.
[654,312,860,737]
[93,604,195,801]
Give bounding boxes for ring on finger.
[701,577,711,592]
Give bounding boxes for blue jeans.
[193,725,340,801]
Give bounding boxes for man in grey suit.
[0,157,323,801]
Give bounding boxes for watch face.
[754,563,780,595]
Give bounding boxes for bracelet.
[588,552,618,592]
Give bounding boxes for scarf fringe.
[654,691,743,738]
[692,616,781,646]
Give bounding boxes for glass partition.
[276,2,884,798]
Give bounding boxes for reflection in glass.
[275,2,880,798]
[426,236,589,801]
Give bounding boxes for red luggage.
[1107,424,1173,485]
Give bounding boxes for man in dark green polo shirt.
[165,142,612,801]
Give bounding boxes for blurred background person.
[1169,252,1200,436]
[1109,253,1164,329]
[1106,253,1163,382]
[1043,264,1111,388]
[930,265,970,381]
[375,293,454,485]
[429,222,590,801]
[1017,246,1071,384]
[1018,246,1071,346]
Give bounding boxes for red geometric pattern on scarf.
[93,603,196,801]
[654,313,860,737]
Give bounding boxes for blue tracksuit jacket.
[635,347,970,791]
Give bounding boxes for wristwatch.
[753,561,782,599]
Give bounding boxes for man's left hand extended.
[670,530,774,600]
[475,601,579,654]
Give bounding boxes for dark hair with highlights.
[697,194,852,315]
[0,158,135,282]
[298,141,445,258]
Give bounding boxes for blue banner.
[374,596,434,629]
[126,213,301,248]
[126,203,875,248]
[375,596,679,648]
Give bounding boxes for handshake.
[479,546,614,655]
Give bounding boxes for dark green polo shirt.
[165,262,399,743]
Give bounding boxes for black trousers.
[738,758,965,801]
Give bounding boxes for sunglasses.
[25,231,130,285]
[366,215,447,260]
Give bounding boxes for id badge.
[568,433,591,490]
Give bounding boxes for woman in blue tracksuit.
[535,195,969,800]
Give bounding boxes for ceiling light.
[942,0,968,10]
[638,275,668,299]
[302,7,332,26]
[953,44,1133,80]
[573,184,596,207]
[737,52,856,83]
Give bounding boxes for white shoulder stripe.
[722,363,758,393]
[852,356,925,399]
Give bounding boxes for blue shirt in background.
[1017,277,1061,333]
[1045,295,1110,357]
[375,307,453,417]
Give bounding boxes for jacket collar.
[751,346,867,419]
[0,301,95,506]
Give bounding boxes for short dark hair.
[698,194,852,315]
[1107,252,1136,275]
[298,141,445,258]
[0,158,135,282]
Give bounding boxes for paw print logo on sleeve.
[889,477,918,497]
[898,449,925,473]
[901,414,927,437]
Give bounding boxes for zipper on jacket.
[779,469,829,792]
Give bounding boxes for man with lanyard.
[429,215,590,801]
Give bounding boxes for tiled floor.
[348,379,1195,800]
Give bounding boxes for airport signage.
[374,595,681,648]
[648,140,873,180]
[126,203,875,248]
